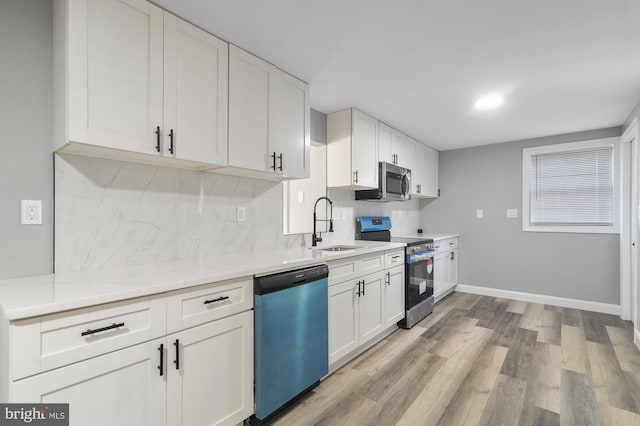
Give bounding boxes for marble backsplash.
[55,154,420,272]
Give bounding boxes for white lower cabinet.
[357,271,385,343]
[6,278,254,426]
[328,250,404,366]
[384,265,405,328]
[11,338,167,426]
[433,238,459,301]
[167,311,253,426]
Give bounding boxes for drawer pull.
[81,322,125,336]
[203,296,230,305]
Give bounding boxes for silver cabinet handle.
[386,272,390,285]
[353,170,359,184]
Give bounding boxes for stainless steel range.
[356,216,434,328]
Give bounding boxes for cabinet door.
[358,271,384,343]
[433,252,448,298]
[423,145,439,197]
[450,249,459,286]
[278,71,310,178]
[11,338,166,426]
[378,122,394,164]
[228,45,276,172]
[351,110,378,188]
[163,13,228,165]
[167,311,253,426]
[405,138,420,194]
[384,266,405,328]
[69,0,163,155]
[391,129,406,166]
[328,280,358,365]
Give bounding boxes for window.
[522,137,619,234]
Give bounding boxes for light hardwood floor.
[272,292,640,426]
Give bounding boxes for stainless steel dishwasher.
[254,264,329,423]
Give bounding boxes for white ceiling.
[154,0,640,150]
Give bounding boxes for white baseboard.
[455,284,621,316]
[635,328,640,351]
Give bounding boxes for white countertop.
[395,233,459,241]
[0,241,405,321]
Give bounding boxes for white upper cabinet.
[54,0,164,156]
[228,46,274,172]
[422,144,439,197]
[163,13,228,166]
[54,0,228,170]
[406,137,439,198]
[327,108,379,189]
[378,122,394,164]
[227,45,310,180]
[391,128,406,166]
[275,71,310,179]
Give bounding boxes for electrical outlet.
[476,209,484,219]
[237,206,246,222]
[506,209,518,218]
[21,200,42,225]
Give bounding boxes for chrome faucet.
[312,196,334,247]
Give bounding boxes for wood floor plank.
[606,325,640,374]
[499,327,538,380]
[582,311,613,345]
[488,310,523,348]
[532,407,560,426]
[536,310,562,346]
[560,369,602,426]
[560,307,584,328]
[598,403,640,426]
[357,352,447,426]
[477,374,527,426]
[531,342,562,414]
[395,326,494,425]
[561,324,591,375]
[436,343,509,426]
[587,341,639,413]
[506,300,527,314]
[520,302,545,331]
[312,392,376,426]
[359,335,438,401]
[350,325,427,376]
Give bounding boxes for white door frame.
[621,118,638,322]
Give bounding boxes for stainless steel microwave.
[355,162,411,202]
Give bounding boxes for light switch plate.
[476,209,484,219]
[507,208,518,218]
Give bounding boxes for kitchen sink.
[313,245,362,252]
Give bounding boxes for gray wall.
[420,127,622,305]
[0,1,54,279]
[311,109,327,144]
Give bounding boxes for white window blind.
[529,147,613,226]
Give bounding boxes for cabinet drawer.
[359,253,384,275]
[10,295,166,380]
[385,250,405,268]
[434,238,458,253]
[166,276,253,333]
[328,258,358,286]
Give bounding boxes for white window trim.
[522,137,620,234]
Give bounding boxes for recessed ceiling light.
[475,95,504,111]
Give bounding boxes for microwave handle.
[402,173,410,195]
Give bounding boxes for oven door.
[405,249,434,308]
